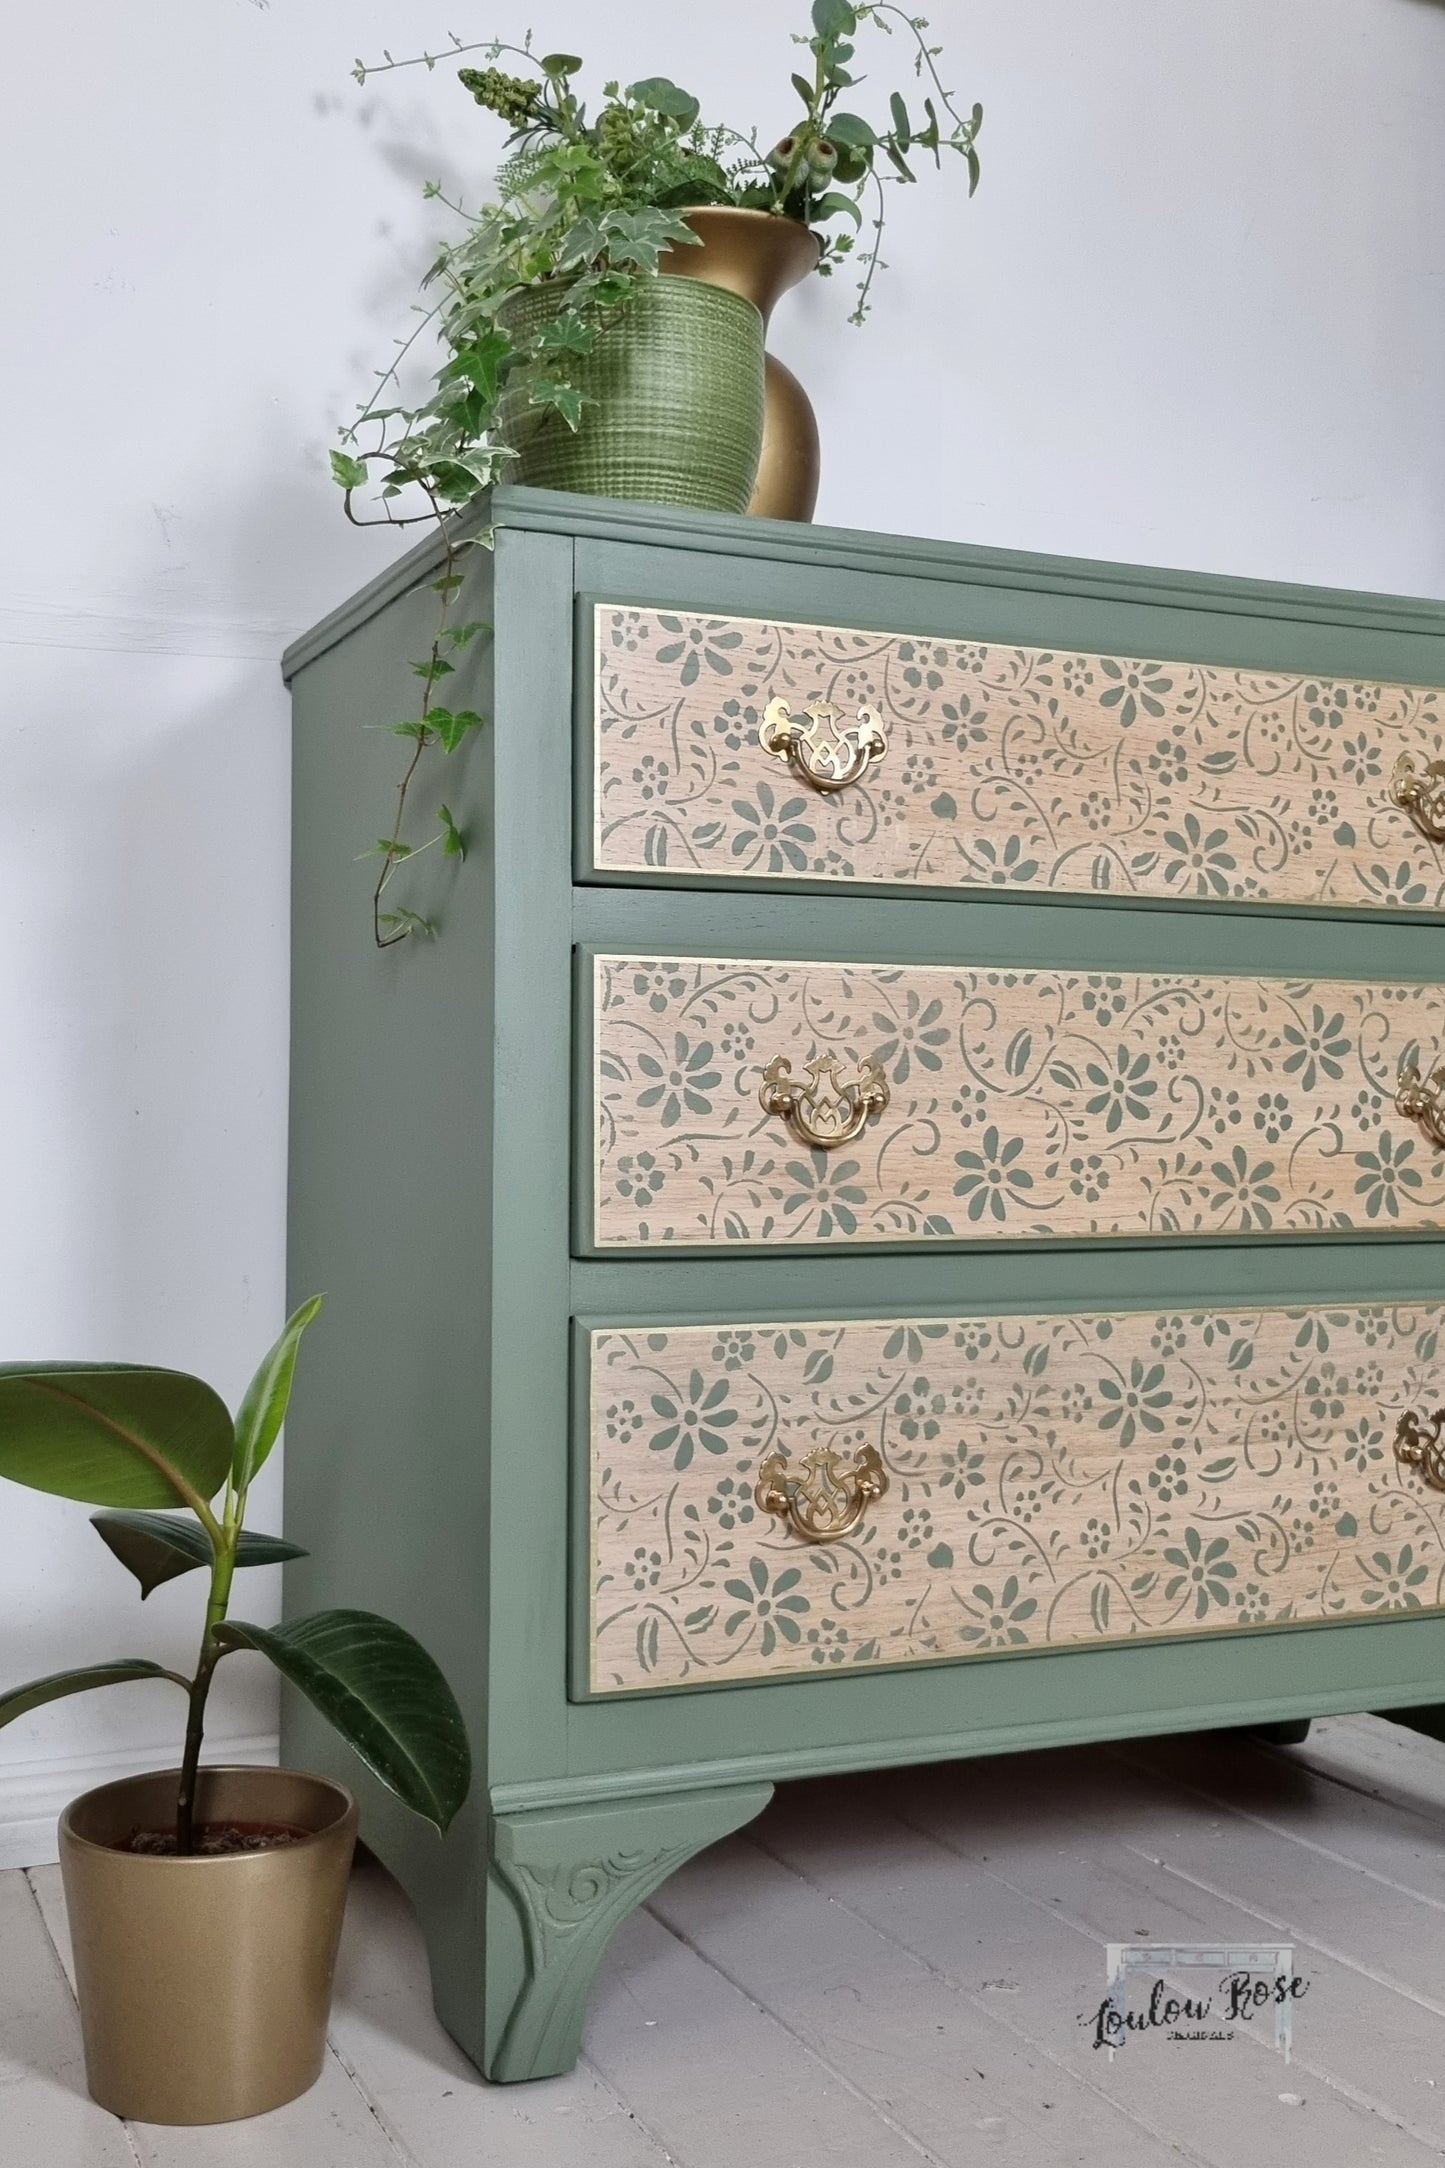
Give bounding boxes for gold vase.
[661,207,821,522]
[59,1765,358,2125]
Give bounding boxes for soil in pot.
[123,1819,310,1855]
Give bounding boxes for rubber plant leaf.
[216,1611,471,1834]
[0,1661,180,1731]
[230,1295,325,1492]
[90,1510,307,1599]
[0,1365,234,1510]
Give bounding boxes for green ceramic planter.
[495,277,764,512]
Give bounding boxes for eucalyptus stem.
[850,166,890,324]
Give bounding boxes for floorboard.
[4,1716,1445,2165]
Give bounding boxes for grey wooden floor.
[7,1714,1445,2164]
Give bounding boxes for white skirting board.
[0,1733,279,1869]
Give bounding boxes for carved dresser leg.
[486,1782,773,2082]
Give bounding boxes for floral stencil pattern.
[588,1303,1445,1692]
[592,608,1445,912]
[592,956,1445,1248]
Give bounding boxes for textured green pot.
[495,277,764,513]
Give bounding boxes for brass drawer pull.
[759,696,887,794]
[1395,1406,1445,1490]
[760,1050,890,1150]
[1390,751,1445,842]
[1396,1058,1445,1147]
[756,1442,887,1544]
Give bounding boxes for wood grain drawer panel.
[586,1302,1445,1694]
[590,953,1445,1250]
[591,605,1445,912]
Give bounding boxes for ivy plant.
[0,1300,470,1850]
[335,6,982,944]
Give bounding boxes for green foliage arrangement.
[0,1301,470,1849]
[332,4,982,945]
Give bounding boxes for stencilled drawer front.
[591,605,1445,912]
[586,1303,1445,1694]
[589,953,1445,1251]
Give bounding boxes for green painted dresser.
[283,486,1445,2083]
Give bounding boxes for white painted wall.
[3,0,1444,1864]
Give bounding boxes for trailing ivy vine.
[333,8,982,946]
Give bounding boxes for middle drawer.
[586,951,1445,1251]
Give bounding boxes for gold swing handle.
[1396,1058,1445,1149]
[1389,752,1445,843]
[759,696,888,794]
[1395,1407,1445,1492]
[756,1443,888,1544]
[759,1051,890,1151]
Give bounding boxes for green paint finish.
[286,488,1445,2083]
[488,1784,771,2080]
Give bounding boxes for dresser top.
[282,485,1445,682]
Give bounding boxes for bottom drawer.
[583,1301,1445,1695]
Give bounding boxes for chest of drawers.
[283,488,1445,2083]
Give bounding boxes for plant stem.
[175,1485,240,1854]
[775,37,828,209]
[850,165,890,323]
[373,490,458,947]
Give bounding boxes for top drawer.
[589,604,1445,914]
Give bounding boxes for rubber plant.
[0,1299,469,1849]
[333,4,982,946]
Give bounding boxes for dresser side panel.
[284,542,501,1890]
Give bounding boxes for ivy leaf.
[528,377,585,429]
[812,0,858,36]
[887,141,917,182]
[377,909,436,939]
[433,707,484,753]
[438,803,465,859]
[555,215,606,270]
[540,52,582,76]
[600,206,695,273]
[530,315,598,356]
[889,92,912,150]
[329,451,369,490]
[438,329,510,406]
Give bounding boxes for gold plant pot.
[661,206,822,522]
[59,1765,358,2125]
